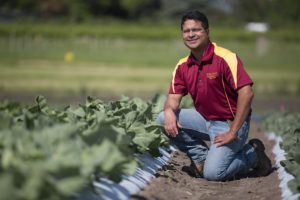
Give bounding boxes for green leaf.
[0,112,11,130]
[72,107,86,118]
[82,139,136,182]
[124,111,138,129]
[132,127,159,153]
[0,174,17,200]
[35,95,49,113]
[21,167,45,200]
[2,149,15,168]
[55,177,87,197]
[287,179,300,193]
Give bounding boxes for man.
[157,10,272,181]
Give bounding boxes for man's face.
[182,19,209,51]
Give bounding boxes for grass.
[1,22,299,41]
[0,37,186,68]
[0,61,171,95]
[0,35,300,97]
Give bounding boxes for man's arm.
[164,94,183,137]
[214,85,254,147]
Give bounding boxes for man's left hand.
[213,131,238,147]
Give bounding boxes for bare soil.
[130,123,282,200]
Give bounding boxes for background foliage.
[0,0,299,27]
[0,0,299,99]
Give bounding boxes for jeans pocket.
[208,121,230,139]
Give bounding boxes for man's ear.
[206,29,209,35]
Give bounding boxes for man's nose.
[188,30,195,37]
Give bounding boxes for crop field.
[0,23,300,199]
[0,95,168,200]
[1,94,299,200]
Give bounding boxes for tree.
[119,0,160,18]
[158,0,209,18]
[231,0,300,27]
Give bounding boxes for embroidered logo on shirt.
[206,72,218,79]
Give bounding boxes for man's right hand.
[163,94,183,137]
[164,108,182,137]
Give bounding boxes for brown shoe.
[249,138,272,176]
[182,161,204,178]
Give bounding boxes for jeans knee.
[203,168,225,181]
[156,112,164,126]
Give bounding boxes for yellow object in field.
[64,51,74,63]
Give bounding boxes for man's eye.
[183,28,203,33]
[192,28,202,32]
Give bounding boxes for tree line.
[0,0,299,27]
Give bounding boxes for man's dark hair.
[181,10,209,30]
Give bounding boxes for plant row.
[0,94,168,200]
[262,112,300,194]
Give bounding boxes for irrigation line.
[74,146,174,200]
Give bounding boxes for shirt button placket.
[198,68,202,82]
[197,64,202,82]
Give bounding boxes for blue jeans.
[157,109,258,181]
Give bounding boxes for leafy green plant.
[263,112,300,194]
[0,94,168,200]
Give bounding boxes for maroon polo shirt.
[169,42,253,120]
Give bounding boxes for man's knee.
[156,112,164,126]
[203,167,226,181]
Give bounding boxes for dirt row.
[130,123,282,200]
